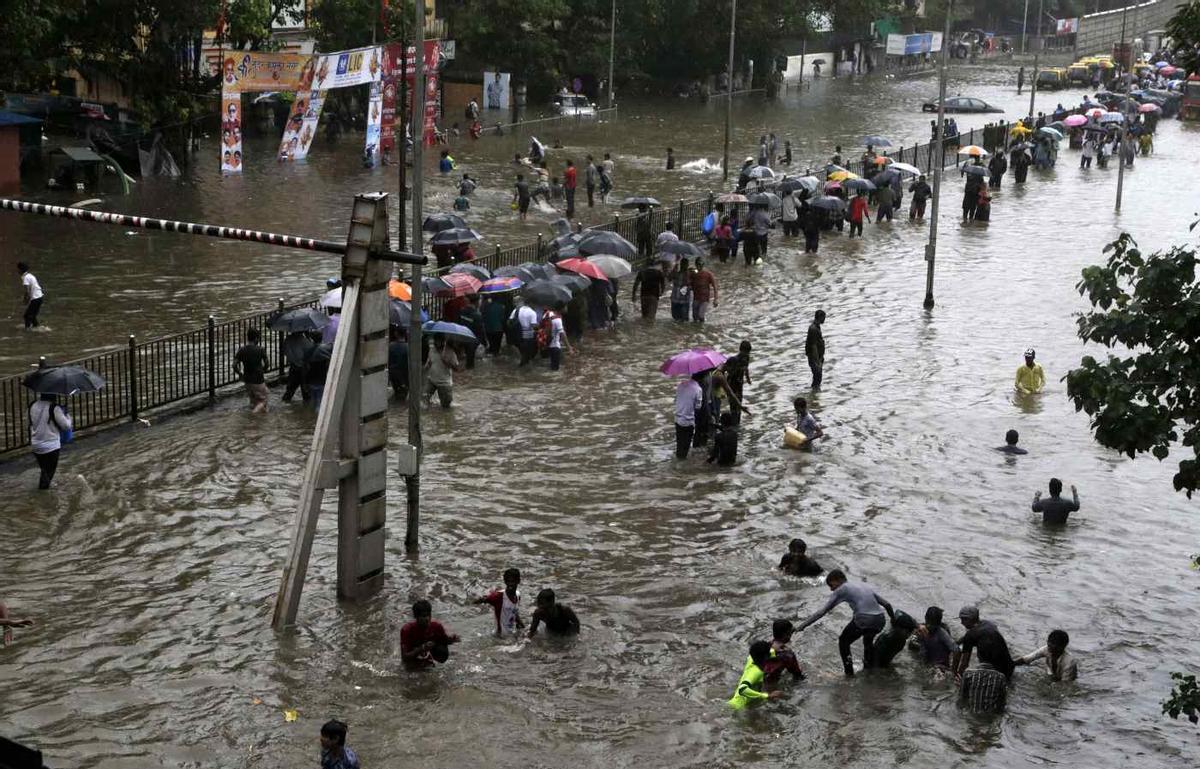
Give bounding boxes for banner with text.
[220,87,243,173]
[277,90,326,161]
[886,33,942,56]
[311,45,383,91]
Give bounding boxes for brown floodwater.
[2,68,1199,769]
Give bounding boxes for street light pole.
[722,0,737,182]
[406,0,425,552]
[1028,0,1043,118]
[608,0,616,109]
[1021,0,1029,54]
[1115,4,1130,212]
[924,0,953,310]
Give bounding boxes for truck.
[1184,75,1200,121]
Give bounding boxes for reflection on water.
[2,69,1200,769]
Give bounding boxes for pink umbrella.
[824,181,843,192]
[432,272,482,297]
[1063,114,1088,127]
[1138,102,1161,113]
[660,348,728,376]
[555,257,610,282]
[1161,66,1178,75]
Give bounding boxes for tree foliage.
[1066,229,1200,497]
[1167,0,1200,76]
[1163,672,1200,725]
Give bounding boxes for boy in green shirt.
[728,640,782,710]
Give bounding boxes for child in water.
[706,412,738,466]
[763,619,805,687]
[475,567,524,637]
[778,538,824,577]
[728,640,783,709]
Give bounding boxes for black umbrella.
[549,232,582,261]
[578,230,636,259]
[450,262,491,282]
[308,342,333,365]
[809,195,847,212]
[961,165,989,178]
[619,196,661,209]
[22,365,106,395]
[390,299,430,327]
[873,170,900,186]
[550,217,573,236]
[779,177,819,194]
[748,192,777,206]
[429,227,483,246]
[422,213,468,233]
[843,178,876,192]
[551,273,591,292]
[660,240,701,257]
[522,279,573,306]
[268,307,331,334]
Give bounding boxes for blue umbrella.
[860,135,893,147]
[423,320,479,344]
[1155,61,1170,68]
[390,300,430,327]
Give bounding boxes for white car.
[553,93,597,117]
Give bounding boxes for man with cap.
[1015,348,1045,394]
[953,605,1014,713]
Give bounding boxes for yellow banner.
[220,52,314,92]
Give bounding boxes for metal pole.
[1115,4,1129,213]
[398,41,408,251]
[1021,0,1029,54]
[406,0,426,553]
[924,0,953,310]
[1028,0,1042,118]
[722,0,737,182]
[607,0,616,109]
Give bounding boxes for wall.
[0,127,21,195]
[1075,0,1187,57]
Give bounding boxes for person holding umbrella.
[424,334,462,408]
[29,393,72,489]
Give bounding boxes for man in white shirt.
[656,223,679,250]
[1015,628,1078,682]
[18,262,44,329]
[512,299,539,367]
[544,306,572,371]
[674,374,703,459]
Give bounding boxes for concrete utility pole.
[924,0,953,310]
[608,0,616,109]
[1028,0,1043,118]
[722,0,737,182]
[405,0,426,552]
[1021,0,1030,54]
[1115,3,1130,212]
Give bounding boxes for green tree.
[1164,672,1200,725]
[226,0,305,51]
[0,0,75,92]
[445,0,569,96]
[1065,227,1200,497]
[1167,0,1200,75]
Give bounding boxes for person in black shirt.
[778,538,823,576]
[635,205,654,258]
[528,588,580,638]
[513,174,531,221]
[806,310,826,391]
[720,341,752,425]
[908,175,932,220]
[996,429,1028,455]
[953,605,1015,680]
[1032,477,1080,525]
[631,263,666,319]
[706,412,738,466]
[233,327,270,413]
[873,610,918,667]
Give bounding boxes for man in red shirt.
[400,599,460,670]
[563,159,577,219]
[689,258,718,323]
[848,190,871,238]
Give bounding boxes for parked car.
[921,96,1003,113]
[552,93,596,117]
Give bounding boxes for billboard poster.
[312,45,383,90]
[220,88,243,173]
[365,81,383,165]
[386,41,442,147]
[221,51,313,92]
[1056,18,1079,36]
[380,72,397,157]
[277,90,326,162]
[484,71,510,110]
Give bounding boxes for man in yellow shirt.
[1015,348,1045,394]
[728,641,783,710]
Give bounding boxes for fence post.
[707,191,715,213]
[494,243,501,264]
[128,334,138,423]
[536,232,543,260]
[677,200,684,236]
[207,315,216,403]
[277,298,286,377]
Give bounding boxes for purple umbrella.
[660,348,728,376]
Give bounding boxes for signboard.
[1056,18,1079,36]
[886,33,941,56]
[484,71,510,110]
[221,51,312,92]
[441,40,456,60]
[364,81,383,165]
[384,40,441,147]
[220,89,242,172]
[311,45,383,90]
[277,90,326,162]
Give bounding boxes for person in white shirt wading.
[18,262,44,329]
[29,393,72,489]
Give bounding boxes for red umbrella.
[555,257,609,282]
[433,272,482,297]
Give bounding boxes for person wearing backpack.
[29,393,72,489]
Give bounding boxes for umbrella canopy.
[429,227,483,246]
[389,300,430,327]
[872,156,892,166]
[423,320,479,345]
[747,165,775,179]
[586,255,633,279]
[269,307,331,334]
[551,273,591,292]
[550,232,582,260]
[1088,108,1107,118]
[1098,112,1125,124]
[1038,126,1065,139]
[748,192,780,207]
[1010,141,1035,152]
[480,276,523,293]
[578,230,636,259]
[556,257,610,282]
[1063,114,1089,127]
[522,279,573,306]
[426,273,483,297]
[320,288,343,309]
[388,279,412,301]
[825,163,851,177]
[961,165,989,178]
[779,176,820,193]
[23,365,106,396]
[1138,102,1162,113]
[844,178,876,192]
[549,217,572,236]
[958,145,990,157]
[827,169,859,182]
[888,161,923,176]
[1160,65,1179,75]
[715,192,749,203]
[422,213,468,233]
[1156,60,1170,68]
[450,262,491,282]
[823,181,843,192]
[809,195,847,212]
[860,135,893,147]
[494,263,550,284]
[660,240,702,257]
[873,169,900,186]
[619,196,662,209]
[660,348,728,377]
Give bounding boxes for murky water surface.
[2,68,1199,768]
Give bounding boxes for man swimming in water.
[796,569,895,676]
[1032,477,1080,525]
[996,429,1027,454]
[527,588,580,638]
[778,538,824,577]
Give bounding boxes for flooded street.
[2,68,1199,768]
